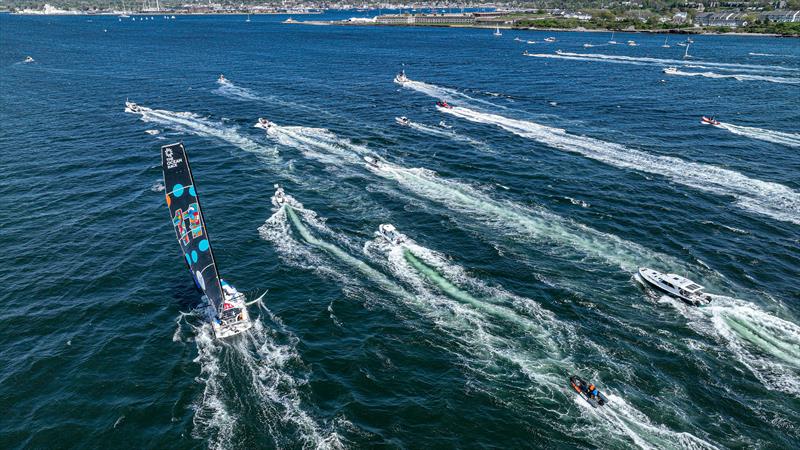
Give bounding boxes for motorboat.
[527,40,536,44]
[701,116,721,126]
[161,142,254,339]
[395,116,410,126]
[254,117,273,130]
[24,56,34,63]
[638,267,713,306]
[522,50,530,56]
[439,120,452,129]
[436,100,453,109]
[377,224,406,245]
[363,155,383,169]
[145,129,160,135]
[544,37,556,43]
[217,74,227,84]
[273,184,286,205]
[663,67,679,74]
[514,37,522,42]
[394,69,409,84]
[583,43,594,48]
[125,100,142,113]
[627,40,638,46]
[569,376,608,407]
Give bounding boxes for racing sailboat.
[161,142,253,338]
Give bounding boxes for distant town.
[6,1,800,36]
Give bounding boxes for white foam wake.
[191,314,343,449]
[400,80,507,109]
[133,105,277,157]
[406,120,489,149]
[663,68,800,85]
[214,78,266,102]
[438,105,800,225]
[544,51,798,73]
[663,295,800,396]
[718,122,800,148]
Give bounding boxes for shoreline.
[289,20,795,38]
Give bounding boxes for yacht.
[394,69,410,84]
[125,100,142,113]
[377,224,406,245]
[638,268,713,306]
[395,116,410,126]
[544,37,556,43]
[663,67,679,74]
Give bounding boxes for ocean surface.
[2,11,799,449]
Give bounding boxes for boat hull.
[638,268,708,306]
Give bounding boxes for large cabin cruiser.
[638,268,712,306]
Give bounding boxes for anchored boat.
[161,142,253,338]
[638,267,712,306]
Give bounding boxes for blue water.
[2,12,799,449]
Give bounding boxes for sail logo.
[165,147,183,169]
[172,203,203,245]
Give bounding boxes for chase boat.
[377,224,406,245]
[273,184,287,205]
[125,100,142,113]
[396,116,410,126]
[663,67,679,74]
[570,376,608,407]
[217,74,226,83]
[161,142,253,339]
[436,100,453,109]
[24,56,34,63]
[544,37,556,42]
[701,116,721,126]
[394,69,409,84]
[255,117,273,130]
[638,267,712,306]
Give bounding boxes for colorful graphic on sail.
[161,143,224,311]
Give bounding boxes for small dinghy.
[377,224,406,245]
[638,267,712,306]
[435,100,452,109]
[569,376,608,407]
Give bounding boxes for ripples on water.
[2,12,799,449]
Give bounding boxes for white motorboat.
[145,129,160,135]
[493,26,502,37]
[394,69,409,84]
[627,40,638,46]
[544,37,556,43]
[527,40,536,44]
[273,184,287,205]
[377,224,406,245]
[254,117,273,130]
[523,50,530,56]
[24,56,34,63]
[638,268,712,306]
[514,37,522,42]
[439,120,452,129]
[583,43,594,48]
[395,116,410,126]
[125,100,142,113]
[217,74,227,84]
[663,67,679,74]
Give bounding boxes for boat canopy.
[161,142,225,312]
[664,273,704,293]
